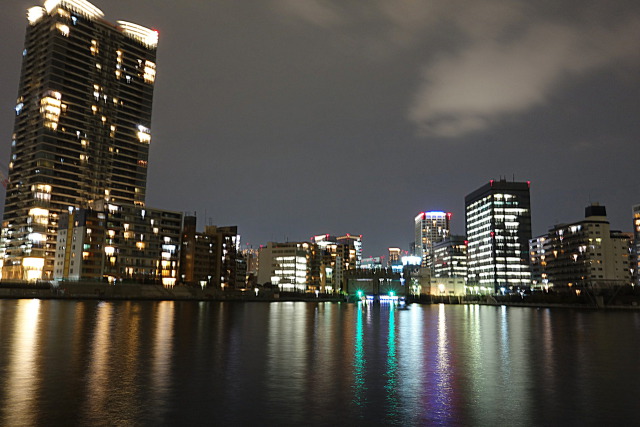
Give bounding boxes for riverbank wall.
[2,282,640,309]
[0,282,343,302]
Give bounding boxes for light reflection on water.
[384,302,398,420]
[352,302,367,410]
[3,299,40,427]
[1,300,639,426]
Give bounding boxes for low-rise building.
[344,268,406,297]
[432,236,467,279]
[258,242,312,291]
[429,277,466,296]
[54,201,182,285]
[179,216,241,289]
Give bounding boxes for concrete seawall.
[0,282,343,302]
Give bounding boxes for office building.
[465,179,532,293]
[257,242,312,292]
[2,0,158,280]
[414,211,451,268]
[432,235,467,279]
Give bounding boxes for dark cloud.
[0,0,638,257]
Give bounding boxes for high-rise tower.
[414,211,451,268]
[1,0,158,280]
[465,179,532,293]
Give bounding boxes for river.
[1,299,639,426]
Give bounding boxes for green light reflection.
[352,302,367,407]
[385,302,399,418]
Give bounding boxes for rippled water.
[1,300,639,426]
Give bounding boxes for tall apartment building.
[2,0,158,280]
[533,204,632,290]
[465,179,532,293]
[414,211,451,268]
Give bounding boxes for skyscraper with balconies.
[1,0,158,280]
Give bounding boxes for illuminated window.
[27,6,45,24]
[56,23,70,37]
[90,40,98,55]
[32,185,52,202]
[143,60,156,83]
[40,91,62,130]
[136,125,151,143]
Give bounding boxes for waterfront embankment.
[2,281,640,309]
[0,281,343,302]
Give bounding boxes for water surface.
[1,300,638,426]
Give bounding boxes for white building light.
[44,0,104,19]
[117,21,158,47]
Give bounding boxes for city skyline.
[1,0,638,257]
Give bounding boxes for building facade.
[535,204,632,290]
[414,211,451,269]
[360,256,383,270]
[54,201,182,285]
[432,235,467,280]
[179,216,241,289]
[257,242,312,291]
[528,234,549,289]
[2,0,158,280]
[633,204,640,286]
[257,238,356,293]
[336,234,363,268]
[465,179,532,293]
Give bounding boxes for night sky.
[1,0,639,257]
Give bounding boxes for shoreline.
[2,283,640,310]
